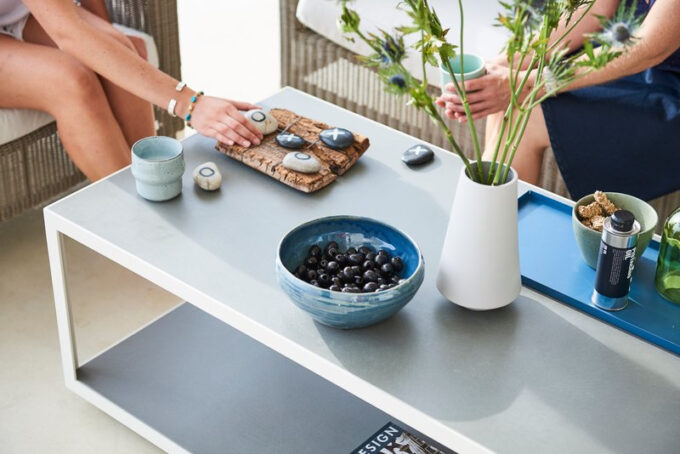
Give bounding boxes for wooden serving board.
[215,108,370,193]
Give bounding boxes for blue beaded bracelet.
[185,90,204,128]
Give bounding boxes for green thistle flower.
[389,74,407,88]
[594,0,642,47]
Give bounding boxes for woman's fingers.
[226,108,263,141]
[230,100,261,111]
[452,107,498,122]
[441,89,489,105]
[207,128,234,146]
[215,122,251,147]
[223,115,261,145]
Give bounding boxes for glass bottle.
[655,207,680,303]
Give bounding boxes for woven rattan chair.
[0,0,183,222]
[280,0,679,230]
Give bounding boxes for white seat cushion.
[296,0,507,84]
[0,25,158,146]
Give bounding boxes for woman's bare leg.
[0,35,129,180]
[22,9,156,147]
[482,105,551,184]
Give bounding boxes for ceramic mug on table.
[131,136,185,202]
[440,53,486,93]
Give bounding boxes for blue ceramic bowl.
[276,216,425,329]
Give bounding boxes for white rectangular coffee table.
[45,88,680,453]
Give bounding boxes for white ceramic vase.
[436,162,521,310]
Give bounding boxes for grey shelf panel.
[77,303,448,454]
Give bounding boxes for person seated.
[0,0,263,181]
[437,0,680,201]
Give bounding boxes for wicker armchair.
[280,0,679,230]
[0,0,183,222]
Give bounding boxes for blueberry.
[365,252,377,262]
[354,275,364,286]
[377,277,387,285]
[325,241,339,252]
[363,269,378,282]
[331,276,343,287]
[326,261,340,274]
[363,282,379,292]
[391,257,404,272]
[335,254,348,266]
[358,246,373,255]
[342,266,355,282]
[309,280,320,287]
[309,245,322,258]
[381,263,395,277]
[362,260,376,271]
[351,265,361,275]
[318,273,331,287]
[390,275,401,284]
[341,287,353,293]
[326,247,339,259]
[305,256,319,269]
[319,259,328,269]
[378,249,390,257]
[379,284,390,290]
[348,253,365,266]
[306,269,318,281]
[329,284,342,292]
[295,264,307,276]
[346,247,357,255]
[374,254,389,266]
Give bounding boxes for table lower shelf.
[76,303,449,453]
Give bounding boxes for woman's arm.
[556,0,680,92]
[440,0,680,120]
[489,0,620,69]
[79,0,110,21]
[23,0,263,147]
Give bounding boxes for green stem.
[442,59,484,182]
[456,0,484,182]
[547,1,597,54]
[492,56,538,184]
[527,68,593,108]
[486,49,519,184]
[500,28,550,183]
[431,104,474,176]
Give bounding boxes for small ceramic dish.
[276,216,424,329]
[572,192,658,269]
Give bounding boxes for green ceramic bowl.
[572,192,658,269]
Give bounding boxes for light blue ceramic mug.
[131,136,185,202]
[440,53,486,92]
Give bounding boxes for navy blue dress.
[541,0,680,201]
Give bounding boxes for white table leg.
[45,215,78,384]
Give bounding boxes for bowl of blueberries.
[276,216,425,329]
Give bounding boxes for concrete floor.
[0,209,178,453]
[1,1,279,451]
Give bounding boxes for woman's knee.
[48,58,105,113]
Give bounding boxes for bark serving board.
[215,108,370,193]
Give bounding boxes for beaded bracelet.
[184,90,204,128]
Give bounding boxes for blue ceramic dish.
[276,216,425,329]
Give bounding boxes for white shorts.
[0,14,29,41]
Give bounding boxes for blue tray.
[518,191,680,356]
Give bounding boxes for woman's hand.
[189,97,264,147]
[436,63,514,122]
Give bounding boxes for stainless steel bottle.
[591,210,641,311]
